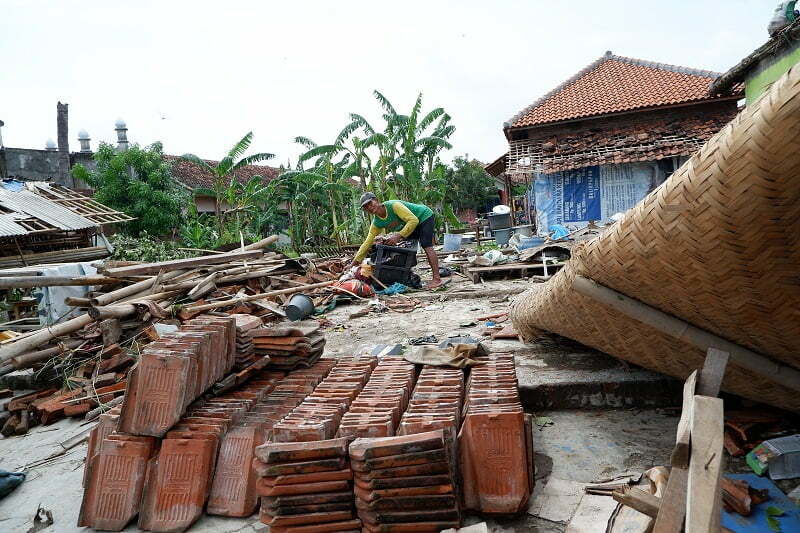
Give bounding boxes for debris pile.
[0,239,350,436]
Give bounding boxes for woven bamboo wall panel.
[511,65,800,411]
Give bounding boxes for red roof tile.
[165,155,280,191]
[506,53,737,129]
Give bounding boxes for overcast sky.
[1,1,773,167]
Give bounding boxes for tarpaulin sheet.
[533,162,662,236]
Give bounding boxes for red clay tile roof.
[506,52,737,129]
[164,155,280,191]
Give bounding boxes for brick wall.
[507,100,739,177]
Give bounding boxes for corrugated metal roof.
[0,214,29,237]
[0,189,95,231]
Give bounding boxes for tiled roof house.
[503,52,742,235]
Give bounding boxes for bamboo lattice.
[510,65,800,411]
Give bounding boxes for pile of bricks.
[118,315,236,437]
[350,430,461,531]
[255,437,360,532]
[208,362,336,518]
[337,356,416,439]
[459,353,534,515]
[271,356,377,442]
[252,320,326,370]
[231,313,263,369]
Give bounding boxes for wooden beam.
[698,348,729,397]
[612,487,661,518]
[0,275,119,288]
[572,275,800,392]
[686,395,724,533]
[670,370,698,469]
[103,250,264,277]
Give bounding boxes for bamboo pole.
[103,250,264,277]
[89,269,185,307]
[10,339,85,369]
[179,280,334,314]
[0,275,119,289]
[572,275,800,392]
[88,291,181,320]
[0,314,94,364]
[64,297,91,307]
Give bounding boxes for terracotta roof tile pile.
[117,316,235,437]
[82,405,122,488]
[271,356,378,442]
[231,313,263,369]
[337,356,417,439]
[165,154,280,191]
[255,437,360,532]
[253,320,327,371]
[350,430,461,532]
[507,54,727,129]
[458,353,534,515]
[207,362,336,518]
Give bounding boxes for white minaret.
[78,129,91,152]
[115,118,129,151]
[45,138,57,151]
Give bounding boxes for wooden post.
[686,395,724,533]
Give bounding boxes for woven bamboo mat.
[511,64,800,411]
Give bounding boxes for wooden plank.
[697,348,729,397]
[652,467,688,533]
[686,395,724,533]
[612,487,660,518]
[467,262,567,273]
[103,250,263,277]
[670,370,697,469]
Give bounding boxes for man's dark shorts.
[409,215,435,248]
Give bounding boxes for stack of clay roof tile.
[78,359,336,531]
[458,353,534,515]
[252,320,326,370]
[350,430,461,532]
[231,313,263,369]
[207,361,336,518]
[137,369,289,531]
[255,437,360,532]
[118,315,236,437]
[271,356,378,442]
[337,356,416,439]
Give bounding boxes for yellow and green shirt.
[354,200,433,261]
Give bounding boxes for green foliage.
[181,132,275,242]
[72,142,188,236]
[767,506,785,532]
[108,232,192,262]
[275,90,457,246]
[444,157,497,212]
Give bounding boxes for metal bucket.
[284,293,314,321]
[443,233,462,252]
[513,225,534,237]
[493,228,513,246]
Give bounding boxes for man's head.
[359,192,382,214]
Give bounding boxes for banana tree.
[181,132,274,236]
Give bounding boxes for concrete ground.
[0,277,685,532]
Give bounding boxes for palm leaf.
[417,107,444,134]
[298,145,339,164]
[230,152,275,172]
[294,136,318,149]
[349,113,375,135]
[227,132,253,161]
[373,90,397,116]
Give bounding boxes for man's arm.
[354,223,382,263]
[392,202,420,238]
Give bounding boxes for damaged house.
[503,51,742,236]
